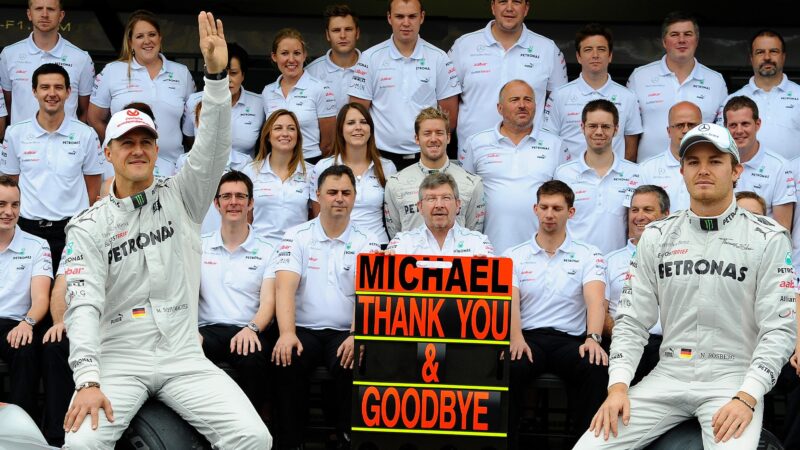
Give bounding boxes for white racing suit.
[575,200,796,449]
[63,78,271,449]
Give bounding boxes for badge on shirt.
[132,307,146,318]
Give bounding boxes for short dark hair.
[537,180,575,208]
[215,170,254,200]
[582,99,619,126]
[122,102,155,122]
[661,11,699,39]
[324,4,359,29]
[575,23,614,54]
[631,185,670,215]
[227,42,250,76]
[723,95,759,125]
[750,29,785,54]
[317,164,356,193]
[735,191,767,215]
[32,63,70,91]
[0,174,19,192]
[387,0,424,13]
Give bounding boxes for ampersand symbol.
[421,343,439,383]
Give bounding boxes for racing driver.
[575,122,796,449]
[60,12,271,449]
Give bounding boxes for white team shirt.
[506,233,606,335]
[348,36,461,155]
[386,223,494,256]
[183,88,264,156]
[736,147,795,216]
[1,116,103,220]
[791,156,800,275]
[448,21,567,148]
[242,158,311,247]
[0,33,93,124]
[310,156,397,244]
[724,75,800,160]
[306,49,361,114]
[605,240,662,335]
[274,218,380,330]
[198,227,275,327]
[0,226,52,320]
[460,124,560,254]
[627,56,727,162]
[543,74,642,162]
[555,152,641,254]
[633,148,689,212]
[262,71,337,159]
[90,55,195,164]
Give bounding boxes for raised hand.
[197,11,227,74]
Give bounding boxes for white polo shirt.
[55,246,66,276]
[790,156,800,275]
[90,55,195,164]
[633,148,689,212]
[1,116,104,220]
[448,21,567,148]
[198,227,275,327]
[274,218,380,330]
[735,147,795,216]
[0,226,52,321]
[183,88,264,156]
[387,223,494,256]
[542,74,642,163]
[262,71,336,160]
[306,49,361,114]
[555,152,640,254]
[724,75,800,160]
[605,240,662,335]
[310,156,397,244]
[242,158,311,246]
[505,233,606,335]
[460,125,560,254]
[0,33,94,124]
[627,56,727,162]
[348,36,461,155]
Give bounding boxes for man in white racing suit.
[575,122,796,449]
[61,13,271,449]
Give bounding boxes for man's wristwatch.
[22,315,36,326]
[246,322,260,333]
[203,65,227,80]
[587,333,602,344]
[75,382,100,392]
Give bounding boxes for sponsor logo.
[107,221,175,263]
[110,314,123,325]
[658,259,747,281]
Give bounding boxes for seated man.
[272,165,379,450]
[505,179,608,448]
[387,172,493,256]
[198,170,275,414]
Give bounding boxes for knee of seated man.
[223,419,271,449]
[63,425,114,450]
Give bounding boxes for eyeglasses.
[421,195,455,204]
[669,122,699,131]
[216,193,250,201]
[584,123,615,132]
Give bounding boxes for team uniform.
[183,89,264,156]
[627,57,727,162]
[633,149,689,212]
[0,33,94,123]
[310,156,397,244]
[448,21,567,149]
[554,153,641,253]
[575,202,796,449]
[460,125,561,253]
[792,156,800,277]
[386,222,494,256]
[62,78,270,449]
[305,49,361,114]
[383,160,485,239]
[543,74,642,162]
[348,37,461,156]
[735,148,795,217]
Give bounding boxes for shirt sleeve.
[460,137,476,173]
[309,162,321,202]
[464,177,486,233]
[447,41,465,86]
[262,245,277,280]
[81,128,104,175]
[0,50,11,91]
[1,133,20,175]
[182,95,199,137]
[435,54,461,100]
[384,179,401,239]
[546,46,568,92]
[78,53,95,96]
[273,228,305,275]
[32,239,53,279]
[711,77,729,124]
[772,159,796,207]
[348,55,373,101]
[624,93,644,135]
[480,234,494,257]
[89,68,111,109]
[261,87,270,118]
[583,247,607,285]
[541,91,560,135]
[317,83,337,119]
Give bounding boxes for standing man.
[576,123,796,449]
[724,30,800,160]
[627,11,727,162]
[543,23,642,163]
[272,165,380,450]
[0,63,103,272]
[723,96,794,230]
[306,4,361,113]
[460,79,561,254]
[555,99,640,254]
[635,101,702,212]
[384,107,484,239]
[61,13,271,448]
[448,0,566,152]
[348,0,461,169]
[0,0,94,124]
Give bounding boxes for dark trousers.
[631,334,662,386]
[199,324,271,411]
[777,362,800,448]
[380,150,420,171]
[18,217,69,276]
[0,318,40,420]
[275,327,351,447]
[509,328,609,447]
[41,336,73,446]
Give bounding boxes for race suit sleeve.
[739,231,796,400]
[607,227,659,388]
[465,178,486,233]
[64,224,106,385]
[172,77,232,223]
[384,179,401,239]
